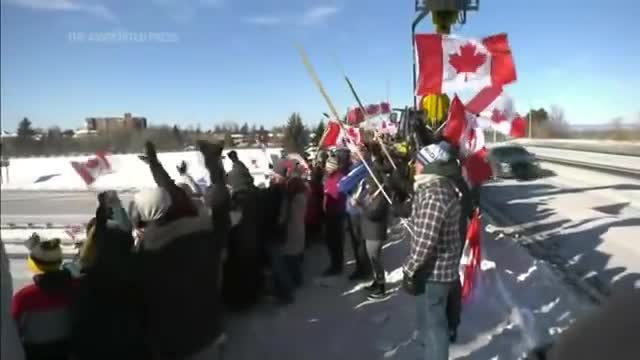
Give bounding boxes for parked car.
[487,144,540,180]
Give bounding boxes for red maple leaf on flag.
[346,127,361,146]
[490,109,508,124]
[449,43,487,81]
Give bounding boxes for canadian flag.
[378,119,398,136]
[444,96,493,186]
[466,85,527,138]
[415,33,517,95]
[461,209,482,301]
[70,151,112,186]
[346,102,391,126]
[320,121,362,149]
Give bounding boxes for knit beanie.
[25,233,63,273]
[416,141,452,167]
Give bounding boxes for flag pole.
[296,44,399,210]
[344,76,398,170]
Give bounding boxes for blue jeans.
[415,281,453,360]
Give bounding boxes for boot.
[367,282,387,300]
[449,329,458,343]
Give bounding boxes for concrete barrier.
[510,139,640,156]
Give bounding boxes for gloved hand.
[145,141,158,163]
[402,270,419,296]
[177,160,188,175]
[402,269,426,296]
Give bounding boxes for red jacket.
[12,270,78,360]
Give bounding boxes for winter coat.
[138,209,223,360]
[283,178,307,256]
[305,175,324,226]
[222,187,263,310]
[259,184,288,246]
[1,242,26,360]
[177,174,203,198]
[360,180,389,242]
[12,270,77,360]
[70,222,147,360]
[227,162,254,193]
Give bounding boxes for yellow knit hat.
[25,233,63,274]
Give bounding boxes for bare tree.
[548,105,570,138]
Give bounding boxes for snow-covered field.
[1,148,282,191]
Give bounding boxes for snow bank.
[1,148,282,191]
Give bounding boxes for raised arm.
[144,141,176,190]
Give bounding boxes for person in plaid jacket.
[402,141,463,360]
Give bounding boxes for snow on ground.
[222,219,593,360]
[4,217,594,359]
[1,148,282,191]
[1,229,85,242]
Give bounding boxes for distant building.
[85,113,147,133]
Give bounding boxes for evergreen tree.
[283,112,309,154]
[15,117,36,154]
[257,125,269,144]
[240,122,249,135]
[312,120,326,146]
[17,117,35,138]
[172,125,183,146]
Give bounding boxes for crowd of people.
[2,138,638,360]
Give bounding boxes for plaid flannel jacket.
[404,176,462,282]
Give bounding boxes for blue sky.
[1,0,639,131]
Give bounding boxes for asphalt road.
[1,191,134,225]
[481,161,640,297]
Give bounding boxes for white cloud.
[2,0,117,22]
[300,5,338,25]
[151,0,225,22]
[244,5,339,27]
[242,15,284,26]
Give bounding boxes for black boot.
[449,329,458,343]
[367,282,387,299]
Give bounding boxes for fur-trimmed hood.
[141,210,213,251]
